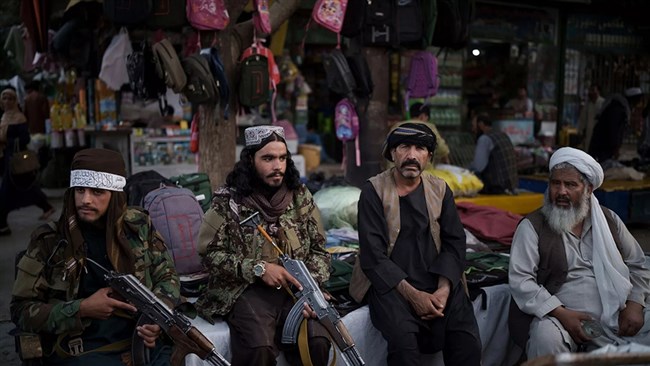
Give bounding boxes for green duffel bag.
[171,172,212,212]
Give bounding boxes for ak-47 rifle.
[240,212,365,366]
[91,259,230,366]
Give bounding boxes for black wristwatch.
[253,261,266,277]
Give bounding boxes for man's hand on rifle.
[79,287,137,320]
[261,262,303,291]
[137,324,163,348]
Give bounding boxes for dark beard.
[251,173,281,198]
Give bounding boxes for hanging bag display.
[312,0,349,34]
[186,0,230,30]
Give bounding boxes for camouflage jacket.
[11,208,180,336]
[196,184,330,320]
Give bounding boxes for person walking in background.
[578,84,605,152]
[24,80,49,135]
[0,86,55,235]
[409,103,450,164]
[11,148,180,364]
[588,87,644,163]
[509,147,650,360]
[196,126,332,366]
[469,113,518,194]
[351,122,482,366]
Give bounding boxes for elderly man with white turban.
[508,147,650,360]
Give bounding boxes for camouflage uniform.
[196,184,330,320]
[11,208,180,356]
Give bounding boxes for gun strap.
[297,319,337,366]
[298,319,313,366]
[54,334,131,359]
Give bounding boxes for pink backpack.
[186,0,230,30]
[312,0,349,34]
[405,51,438,109]
[335,98,360,166]
[253,0,272,34]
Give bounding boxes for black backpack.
[431,0,474,50]
[346,52,373,99]
[104,0,153,25]
[397,0,424,48]
[182,54,219,105]
[340,0,367,38]
[362,0,398,48]
[127,40,168,101]
[323,49,356,100]
[238,54,270,107]
[124,170,175,207]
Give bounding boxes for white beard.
[541,189,590,234]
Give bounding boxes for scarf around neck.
[242,184,294,223]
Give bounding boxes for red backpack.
[335,98,360,166]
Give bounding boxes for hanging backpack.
[144,185,208,297]
[335,98,361,166]
[147,0,188,29]
[127,40,168,101]
[182,53,219,105]
[103,0,153,25]
[253,0,272,34]
[312,0,349,34]
[238,51,270,108]
[238,41,280,109]
[362,0,398,48]
[152,38,187,93]
[340,0,367,38]
[201,47,230,119]
[397,0,424,48]
[346,52,373,99]
[186,0,230,30]
[431,0,473,50]
[323,49,356,101]
[404,50,438,109]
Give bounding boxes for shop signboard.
[493,119,535,145]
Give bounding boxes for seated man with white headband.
[11,148,180,365]
[509,147,650,359]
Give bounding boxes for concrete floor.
[1,185,649,365]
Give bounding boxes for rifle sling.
[297,318,337,366]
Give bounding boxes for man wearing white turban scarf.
[509,147,650,360]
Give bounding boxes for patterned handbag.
[11,140,40,175]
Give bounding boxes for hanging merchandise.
[312,0,349,34]
[99,28,133,91]
[201,46,230,119]
[323,49,356,101]
[127,40,168,101]
[182,54,219,105]
[431,0,474,50]
[190,110,199,153]
[335,98,361,166]
[404,50,438,111]
[186,0,230,30]
[238,40,281,121]
[253,0,272,34]
[340,0,367,38]
[152,39,187,93]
